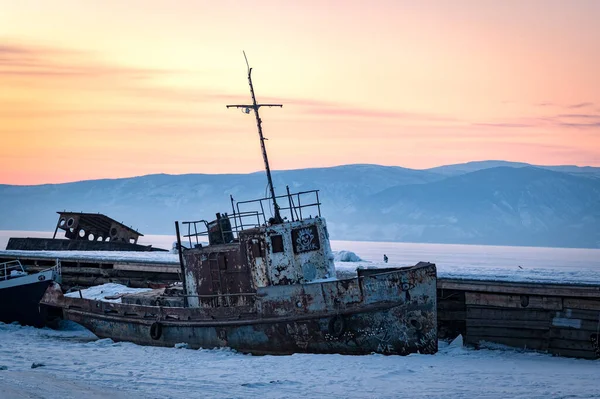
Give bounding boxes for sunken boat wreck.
[41,57,438,356]
[6,211,166,252]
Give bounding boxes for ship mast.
[226,52,283,224]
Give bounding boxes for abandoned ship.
[41,58,438,355]
[6,211,166,252]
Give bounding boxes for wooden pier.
[1,251,598,359]
[438,279,600,360]
[0,252,180,290]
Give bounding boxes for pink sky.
[1,0,599,185]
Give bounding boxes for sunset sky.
[1,0,599,185]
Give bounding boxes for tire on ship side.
[150,322,163,340]
[328,315,345,337]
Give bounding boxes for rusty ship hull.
[43,262,437,355]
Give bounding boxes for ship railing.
[39,259,62,278]
[234,187,321,227]
[183,292,256,308]
[180,188,321,248]
[181,210,262,248]
[0,260,26,281]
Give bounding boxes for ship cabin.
[179,188,336,308]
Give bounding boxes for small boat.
[41,56,437,355]
[0,259,61,327]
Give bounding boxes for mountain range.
[1,160,599,249]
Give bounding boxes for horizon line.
[2,159,598,187]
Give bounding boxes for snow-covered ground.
[1,233,599,397]
[0,322,598,399]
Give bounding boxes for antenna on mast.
[226,52,284,224]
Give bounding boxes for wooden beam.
[113,263,180,273]
[465,292,563,310]
[466,335,549,351]
[439,278,600,298]
[563,298,600,311]
[468,307,551,321]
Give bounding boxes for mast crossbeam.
[226,54,284,224]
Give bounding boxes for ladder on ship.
[207,253,224,306]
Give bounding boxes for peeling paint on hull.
[44,263,437,356]
[65,303,436,355]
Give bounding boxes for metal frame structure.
[181,187,322,249]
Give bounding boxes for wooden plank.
[556,308,600,321]
[437,289,465,302]
[466,319,549,330]
[468,307,551,321]
[563,298,600,311]
[113,262,180,273]
[439,278,600,298]
[547,348,599,360]
[56,266,116,276]
[465,335,548,351]
[551,317,600,332]
[549,338,596,352]
[550,328,599,342]
[437,310,466,321]
[465,292,562,310]
[467,326,549,339]
[437,300,466,311]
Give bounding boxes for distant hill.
[1,162,598,248]
[426,160,600,178]
[338,167,600,248]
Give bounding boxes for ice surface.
[1,237,598,398]
[333,250,363,262]
[2,238,600,284]
[0,322,598,399]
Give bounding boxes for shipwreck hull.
[63,301,436,355]
[45,263,437,355]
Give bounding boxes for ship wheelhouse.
[179,188,335,308]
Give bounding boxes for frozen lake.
[0,322,598,399]
[1,232,599,398]
[2,230,600,284]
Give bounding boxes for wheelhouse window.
[249,239,264,258]
[218,253,228,270]
[271,235,284,253]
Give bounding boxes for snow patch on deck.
[65,283,152,303]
